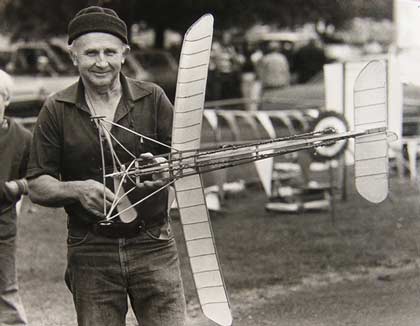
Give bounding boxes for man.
[0,69,30,326]
[209,32,243,100]
[255,41,290,110]
[293,38,328,84]
[27,6,186,326]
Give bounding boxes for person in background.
[27,6,185,326]
[210,32,243,100]
[0,69,31,326]
[255,41,290,110]
[240,42,261,111]
[293,38,328,84]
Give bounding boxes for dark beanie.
[68,6,128,45]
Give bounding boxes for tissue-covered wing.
[172,14,232,326]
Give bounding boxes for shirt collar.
[55,74,152,114]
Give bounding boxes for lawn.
[15,170,420,325]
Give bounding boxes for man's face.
[70,32,129,90]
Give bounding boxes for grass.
[15,170,420,325]
[176,172,420,300]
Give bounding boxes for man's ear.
[122,45,130,64]
[68,46,78,66]
[70,53,78,66]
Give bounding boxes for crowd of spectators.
[205,31,329,108]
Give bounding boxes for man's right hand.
[28,175,115,218]
[74,179,115,218]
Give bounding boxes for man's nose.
[95,53,108,68]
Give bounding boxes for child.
[0,69,30,326]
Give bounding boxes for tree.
[0,0,393,45]
[1,0,89,41]
[91,0,394,47]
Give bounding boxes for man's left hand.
[4,179,28,201]
[138,153,170,189]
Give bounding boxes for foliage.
[1,0,90,41]
[0,0,393,45]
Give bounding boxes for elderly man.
[27,6,186,326]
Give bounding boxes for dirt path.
[236,268,420,326]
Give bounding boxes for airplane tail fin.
[354,60,389,203]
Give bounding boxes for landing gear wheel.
[310,111,349,162]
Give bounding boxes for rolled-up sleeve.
[26,98,62,180]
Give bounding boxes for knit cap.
[68,6,128,45]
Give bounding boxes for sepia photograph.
[0,0,419,325]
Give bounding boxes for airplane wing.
[353,60,389,203]
[172,14,233,326]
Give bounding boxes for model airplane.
[91,15,395,326]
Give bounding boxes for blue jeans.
[0,208,28,326]
[65,221,186,326]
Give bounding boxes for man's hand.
[138,153,170,189]
[74,179,115,218]
[4,179,28,201]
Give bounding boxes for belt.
[90,212,167,239]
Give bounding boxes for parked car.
[46,39,78,75]
[4,41,77,116]
[122,48,178,101]
[5,41,76,76]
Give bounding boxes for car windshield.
[13,48,57,75]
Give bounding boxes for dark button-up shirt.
[27,74,173,227]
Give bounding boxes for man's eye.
[86,52,97,57]
[105,51,117,56]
